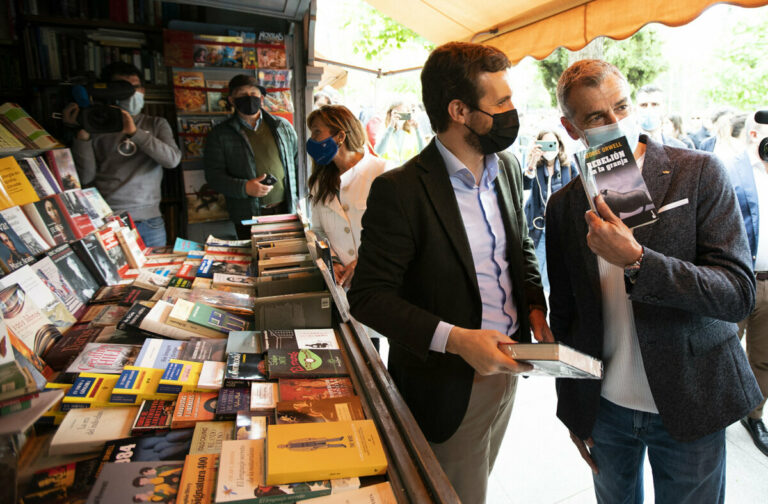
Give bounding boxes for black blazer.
[348,139,545,443]
[546,137,761,442]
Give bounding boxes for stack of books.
[3,200,395,503]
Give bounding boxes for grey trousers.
[429,372,518,503]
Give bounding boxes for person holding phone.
[306,105,388,289]
[204,74,298,239]
[374,101,425,164]
[523,129,577,291]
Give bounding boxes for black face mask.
[234,95,262,116]
[465,107,520,154]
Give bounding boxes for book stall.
[0,111,458,502]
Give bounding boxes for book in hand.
[266,420,387,485]
[574,135,657,229]
[498,342,603,379]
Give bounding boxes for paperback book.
[498,342,603,379]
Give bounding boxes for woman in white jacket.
[306,105,388,288]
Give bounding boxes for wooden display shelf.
[22,14,162,33]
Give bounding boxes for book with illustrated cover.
[206,79,229,112]
[58,190,96,238]
[257,69,292,89]
[229,29,257,69]
[116,227,147,269]
[498,342,603,379]
[264,329,339,351]
[91,284,154,306]
[44,148,81,191]
[181,134,205,160]
[43,323,104,371]
[0,264,76,330]
[71,234,122,286]
[194,35,243,67]
[81,187,112,219]
[224,352,268,388]
[96,429,193,471]
[74,188,105,229]
[18,157,58,199]
[574,135,657,229]
[90,304,130,327]
[190,420,234,454]
[263,90,294,114]
[178,117,216,136]
[183,168,229,223]
[49,406,139,455]
[18,457,101,504]
[118,300,201,341]
[171,390,218,429]
[93,227,128,275]
[0,204,51,256]
[161,286,256,317]
[0,155,40,208]
[277,378,355,402]
[266,420,387,485]
[22,197,76,246]
[257,44,286,69]
[173,71,207,113]
[235,411,273,440]
[0,213,36,272]
[215,386,249,420]
[65,342,140,374]
[131,399,176,433]
[0,283,62,358]
[31,255,85,318]
[86,460,184,504]
[176,453,218,504]
[46,243,100,303]
[267,349,347,379]
[275,397,365,424]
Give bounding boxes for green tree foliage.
[704,18,768,109]
[343,2,433,62]
[536,28,667,107]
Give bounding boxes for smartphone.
[397,112,412,121]
[262,174,277,186]
[536,140,557,152]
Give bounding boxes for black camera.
[756,110,768,162]
[71,80,136,134]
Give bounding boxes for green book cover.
[188,303,250,334]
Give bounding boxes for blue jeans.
[135,216,167,248]
[534,228,548,293]
[591,397,726,504]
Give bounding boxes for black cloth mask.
[465,107,520,154]
[234,95,262,116]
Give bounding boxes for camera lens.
[759,138,768,162]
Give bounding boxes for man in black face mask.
[204,74,298,238]
[348,42,551,504]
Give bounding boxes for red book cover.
[95,227,129,277]
[132,399,176,433]
[44,149,81,191]
[55,192,95,239]
[277,378,355,401]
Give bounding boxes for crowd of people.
[61,46,766,504]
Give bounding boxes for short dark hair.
[557,59,627,118]
[421,42,510,133]
[638,84,664,95]
[228,74,266,96]
[101,62,143,85]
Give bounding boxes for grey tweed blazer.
[546,136,761,442]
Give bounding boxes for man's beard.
[464,128,484,155]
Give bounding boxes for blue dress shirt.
[430,137,519,352]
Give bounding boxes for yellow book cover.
[0,156,40,208]
[110,366,166,405]
[215,439,264,503]
[61,373,119,411]
[157,359,204,394]
[39,382,71,425]
[176,453,219,504]
[266,420,388,485]
[189,420,234,454]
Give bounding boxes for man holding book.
[348,42,551,503]
[546,59,760,503]
[65,62,182,247]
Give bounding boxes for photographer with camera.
[62,62,181,247]
[727,108,768,456]
[374,101,425,165]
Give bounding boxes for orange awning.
[364,0,768,63]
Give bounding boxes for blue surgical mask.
[119,90,144,116]
[639,110,662,133]
[582,115,640,153]
[306,136,339,165]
